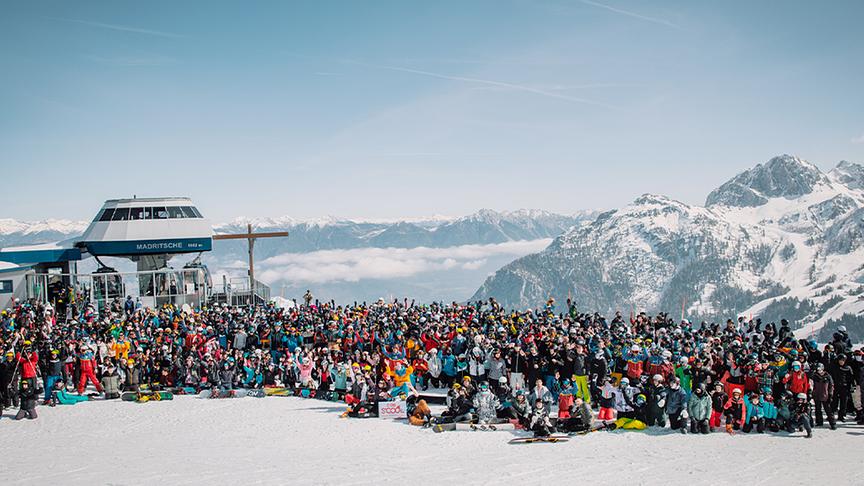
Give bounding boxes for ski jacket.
[648,384,667,412]
[101,373,121,396]
[16,352,39,379]
[570,401,593,428]
[711,391,728,412]
[298,360,314,383]
[828,363,855,389]
[530,386,553,409]
[472,390,501,423]
[529,406,552,428]
[665,386,687,415]
[426,352,441,378]
[744,400,766,423]
[811,372,834,402]
[687,393,711,421]
[485,357,507,381]
[615,385,637,412]
[782,370,810,395]
[598,383,617,408]
[510,398,530,418]
[723,397,746,425]
[440,354,457,377]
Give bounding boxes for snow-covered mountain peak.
[706,154,829,208]
[829,160,864,191]
[475,154,864,341]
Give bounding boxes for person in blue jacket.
[743,392,766,433]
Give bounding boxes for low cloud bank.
[237,239,552,284]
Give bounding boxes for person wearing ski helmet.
[790,392,813,438]
[782,360,810,396]
[625,344,645,381]
[723,388,746,433]
[472,381,500,424]
[615,377,637,419]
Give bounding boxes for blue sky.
[1,1,863,222]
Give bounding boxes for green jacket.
[687,393,711,421]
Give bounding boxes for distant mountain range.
[0,209,597,305]
[472,155,864,341]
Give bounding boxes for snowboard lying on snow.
[432,422,517,433]
[509,435,570,444]
[263,387,341,400]
[198,389,266,399]
[121,391,173,402]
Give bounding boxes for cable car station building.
[0,197,214,313]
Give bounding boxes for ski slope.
[1,396,861,485]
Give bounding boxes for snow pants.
[669,412,687,431]
[44,375,61,402]
[614,417,646,430]
[743,418,765,433]
[789,415,812,435]
[690,418,710,434]
[78,370,103,394]
[572,375,591,404]
[15,407,38,420]
[831,388,850,420]
[709,410,723,428]
[814,399,835,427]
[598,407,615,421]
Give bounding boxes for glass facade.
[94,206,204,222]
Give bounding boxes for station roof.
[0,241,83,265]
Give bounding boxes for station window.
[153,207,169,219]
[98,209,115,222]
[168,207,185,219]
[142,207,153,220]
[129,207,146,220]
[181,206,198,218]
[111,208,130,221]
[191,207,203,218]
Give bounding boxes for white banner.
[377,400,407,419]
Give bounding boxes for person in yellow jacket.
[112,337,131,361]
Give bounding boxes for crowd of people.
[1,293,862,439]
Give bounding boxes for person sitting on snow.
[560,396,593,433]
[529,398,555,437]
[472,381,501,424]
[687,383,712,434]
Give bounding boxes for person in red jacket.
[77,347,103,395]
[782,361,810,396]
[16,340,40,388]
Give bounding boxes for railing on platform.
[25,267,210,318]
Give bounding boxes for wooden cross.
[212,223,289,298]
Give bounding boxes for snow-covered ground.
[1,396,862,485]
